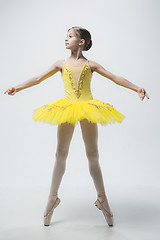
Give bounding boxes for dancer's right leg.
[44,122,75,215]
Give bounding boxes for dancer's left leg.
[80,119,112,210]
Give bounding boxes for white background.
[0,0,159,239]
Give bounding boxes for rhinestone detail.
[64,62,90,99]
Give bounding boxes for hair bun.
[86,39,92,51]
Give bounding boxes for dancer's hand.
[137,88,149,101]
[4,87,18,96]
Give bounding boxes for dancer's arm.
[4,59,62,95]
[91,61,149,101]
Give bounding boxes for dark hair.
[68,26,92,51]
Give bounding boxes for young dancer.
[4,26,149,227]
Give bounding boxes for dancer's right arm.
[4,59,62,95]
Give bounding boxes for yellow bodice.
[61,60,94,101]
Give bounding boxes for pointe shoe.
[43,195,61,226]
[95,192,114,226]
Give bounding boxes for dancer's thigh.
[56,122,75,153]
[80,119,98,153]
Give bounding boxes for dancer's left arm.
[92,61,149,101]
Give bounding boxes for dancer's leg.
[80,119,105,194]
[48,122,75,197]
[44,122,75,215]
[80,119,111,210]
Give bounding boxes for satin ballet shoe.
[43,195,61,226]
[95,192,114,226]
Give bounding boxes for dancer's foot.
[44,194,58,216]
[95,191,114,226]
[97,192,112,213]
[43,192,61,226]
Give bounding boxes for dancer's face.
[65,29,84,50]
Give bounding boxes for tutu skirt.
[32,98,125,126]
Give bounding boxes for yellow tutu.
[32,60,126,126]
[32,98,125,126]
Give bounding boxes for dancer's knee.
[56,148,69,159]
[86,148,99,161]
[87,151,100,177]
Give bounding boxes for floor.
[0,184,160,240]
